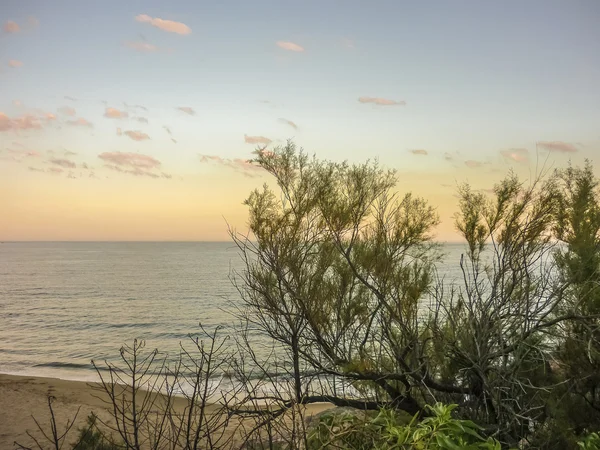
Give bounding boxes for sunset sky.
[1,0,599,241]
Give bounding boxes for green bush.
[307,403,501,449]
[578,432,600,450]
[72,414,120,450]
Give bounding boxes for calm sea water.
[0,242,467,382]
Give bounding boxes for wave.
[33,361,93,370]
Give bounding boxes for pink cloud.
[3,21,20,33]
[67,117,93,127]
[104,107,129,119]
[500,148,529,163]
[58,106,76,116]
[8,60,23,68]
[177,106,195,115]
[278,118,298,129]
[45,113,57,121]
[48,167,63,174]
[49,158,76,169]
[27,17,39,28]
[104,164,161,178]
[409,149,428,155]
[124,41,159,52]
[199,154,264,177]
[135,14,191,35]
[276,41,305,52]
[538,141,578,153]
[244,134,272,145]
[0,112,42,132]
[116,128,150,141]
[358,97,405,106]
[465,160,483,168]
[99,151,161,170]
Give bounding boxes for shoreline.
[0,373,334,449]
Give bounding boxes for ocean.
[0,241,467,382]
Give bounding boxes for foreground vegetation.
[17,143,600,449]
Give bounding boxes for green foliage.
[578,432,600,450]
[307,403,501,450]
[72,414,120,450]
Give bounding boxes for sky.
[1,0,599,241]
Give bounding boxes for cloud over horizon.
[199,154,264,177]
[278,118,298,129]
[465,160,483,168]
[124,41,159,52]
[116,128,150,141]
[58,106,76,116]
[99,151,160,170]
[537,141,578,153]
[276,41,304,52]
[135,14,191,35]
[500,148,529,163]
[177,106,195,115]
[409,149,428,155]
[49,158,76,169]
[67,117,93,127]
[0,112,43,132]
[358,97,406,106]
[3,21,20,33]
[104,107,129,119]
[244,134,272,145]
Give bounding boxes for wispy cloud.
[58,106,76,116]
[199,154,264,177]
[124,102,148,111]
[99,151,166,178]
[177,106,195,115]
[116,128,150,141]
[340,38,355,49]
[3,21,20,33]
[465,160,483,168]
[67,117,93,127]
[104,107,129,119]
[0,112,42,132]
[409,149,428,156]
[276,41,305,52]
[48,167,64,174]
[135,14,191,35]
[244,134,272,145]
[99,151,161,170]
[500,148,529,163]
[163,125,177,143]
[358,97,406,106]
[64,96,77,102]
[124,41,159,52]
[64,150,78,157]
[135,117,149,123]
[8,60,23,68]
[537,141,577,153]
[278,118,297,129]
[49,158,76,169]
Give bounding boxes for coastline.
[0,373,334,449]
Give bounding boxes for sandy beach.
[0,374,117,449]
[0,373,334,450]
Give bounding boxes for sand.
[0,373,334,450]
